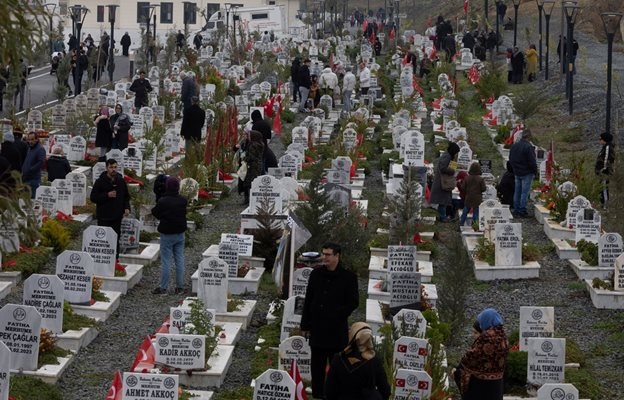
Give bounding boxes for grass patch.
[0,247,52,278]
[10,375,63,400]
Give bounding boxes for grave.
[393,336,430,371]
[82,226,117,277]
[537,383,579,400]
[0,342,9,398]
[121,372,179,399]
[519,306,555,351]
[253,369,295,400]
[51,179,73,215]
[23,274,64,334]
[527,338,566,390]
[154,333,206,370]
[393,309,427,338]
[278,336,311,381]
[393,368,432,400]
[0,304,41,371]
[55,250,93,305]
[280,295,305,341]
[35,186,59,215]
[197,257,229,313]
[67,136,86,162]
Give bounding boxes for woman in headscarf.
[429,142,460,222]
[455,308,509,400]
[325,322,391,400]
[110,103,132,150]
[237,130,264,206]
[94,105,112,160]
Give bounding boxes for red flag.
[389,28,395,40]
[369,31,375,44]
[402,52,409,65]
[397,344,407,353]
[131,336,155,372]
[272,110,282,135]
[395,378,406,388]
[362,19,368,32]
[329,53,334,69]
[418,380,430,390]
[289,359,308,400]
[464,0,469,15]
[105,370,123,400]
[417,347,428,356]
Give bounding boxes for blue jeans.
[159,232,185,289]
[27,179,40,199]
[298,87,310,112]
[513,174,534,215]
[460,206,479,226]
[343,89,352,112]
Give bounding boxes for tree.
[0,0,48,69]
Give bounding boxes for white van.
[200,5,287,41]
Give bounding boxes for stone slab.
[72,290,121,322]
[98,264,143,294]
[14,355,73,384]
[567,259,614,281]
[191,267,265,295]
[177,345,234,388]
[533,203,552,225]
[0,281,12,301]
[584,279,624,309]
[118,242,160,266]
[0,271,22,285]
[202,244,265,268]
[56,326,99,352]
[463,235,541,281]
[182,298,256,330]
[552,239,581,260]
[71,213,94,224]
[543,219,575,241]
[368,255,433,282]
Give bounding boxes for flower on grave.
[2,259,17,269]
[510,344,520,352]
[39,328,56,354]
[129,236,136,244]
[182,323,196,335]
[90,298,95,305]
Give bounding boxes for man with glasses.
[301,242,359,399]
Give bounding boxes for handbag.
[440,171,456,191]
[237,160,248,181]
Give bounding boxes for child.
[460,162,487,226]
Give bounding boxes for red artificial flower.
[90,298,96,305]
[198,189,212,199]
[2,259,17,268]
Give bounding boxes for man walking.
[509,129,536,218]
[301,242,359,399]
[342,66,356,114]
[120,32,131,56]
[21,132,46,198]
[129,70,153,111]
[90,158,131,257]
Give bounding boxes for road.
[1,54,133,119]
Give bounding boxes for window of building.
[160,3,173,24]
[96,6,104,22]
[183,2,196,25]
[251,13,269,20]
[137,2,150,23]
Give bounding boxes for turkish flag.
[464,0,469,15]
[418,347,428,356]
[418,380,429,390]
[289,359,308,400]
[131,336,155,372]
[362,19,368,32]
[395,378,406,388]
[272,110,282,135]
[389,28,395,40]
[397,344,407,353]
[105,370,122,400]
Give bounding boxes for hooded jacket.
[151,191,188,234]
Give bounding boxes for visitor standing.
[525,44,538,82]
[358,61,370,95]
[180,71,198,113]
[110,104,132,150]
[151,176,187,294]
[430,142,460,222]
[21,132,46,198]
[94,106,113,160]
[290,57,301,103]
[250,109,272,145]
[0,132,22,173]
[342,66,356,114]
[508,129,536,218]
[496,161,515,207]
[595,132,615,208]
[46,146,71,182]
[297,59,311,113]
[460,162,487,227]
[120,32,131,56]
[180,96,205,155]
[237,130,264,205]
[301,242,359,400]
[129,70,153,111]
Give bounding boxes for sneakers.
[174,287,185,294]
[152,287,167,294]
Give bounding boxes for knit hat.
[600,132,613,143]
[165,176,180,193]
[3,132,14,142]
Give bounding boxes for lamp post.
[564,2,580,115]
[543,0,555,80]
[144,4,159,64]
[183,2,195,38]
[495,0,501,53]
[224,3,232,42]
[232,7,239,46]
[69,5,89,45]
[107,5,117,82]
[485,0,489,22]
[536,0,544,71]
[394,0,400,39]
[601,12,623,135]
[512,0,521,47]
[43,3,56,55]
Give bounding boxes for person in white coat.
[319,66,338,97]
[358,61,370,96]
[342,67,356,113]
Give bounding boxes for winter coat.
[251,118,272,145]
[429,150,456,206]
[290,59,301,84]
[319,68,338,90]
[90,171,131,222]
[181,76,198,110]
[358,67,371,89]
[343,72,356,91]
[509,139,537,177]
[298,64,311,89]
[525,48,538,76]
[300,263,359,349]
[325,353,391,400]
[238,138,264,193]
[151,191,188,234]
[110,111,132,150]
[120,34,131,49]
[46,155,71,182]
[595,143,615,175]
[263,146,278,174]
[21,142,46,181]
[497,163,515,206]
[0,141,22,172]
[129,77,153,107]
[180,104,206,142]
[95,115,113,148]
[462,164,486,209]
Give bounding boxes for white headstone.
[168,305,195,334]
[51,179,73,215]
[388,245,418,273]
[278,336,312,381]
[332,156,352,173]
[614,253,624,292]
[393,368,432,400]
[67,136,86,162]
[393,336,430,371]
[393,309,427,338]
[291,127,309,150]
[122,146,143,177]
[519,306,555,352]
[291,267,312,298]
[565,195,591,229]
[253,369,296,400]
[0,221,19,253]
[56,250,94,304]
[495,223,522,266]
[481,205,511,239]
[280,295,305,341]
[23,274,65,334]
[218,242,239,278]
[249,175,283,214]
[122,372,179,400]
[598,233,623,268]
[197,257,229,313]
[66,172,87,207]
[180,178,199,202]
[154,333,206,370]
[82,226,117,277]
[326,169,350,185]
[456,146,473,170]
[35,186,59,215]
[279,154,299,180]
[0,304,41,371]
[92,162,106,184]
[220,233,254,257]
[402,131,426,167]
[389,272,421,310]
[574,208,601,244]
[527,338,566,387]
[120,218,141,252]
[537,383,579,400]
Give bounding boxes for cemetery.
[1,4,624,400]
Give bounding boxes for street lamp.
[232,6,239,46]
[543,0,555,80]
[495,0,501,53]
[394,0,400,39]
[43,3,56,55]
[484,0,489,23]
[564,2,580,115]
[512,0,521,47]
[224,3,232,42]
[536,0,544,71]
[69,5,89,45]
[107,5,118,82]
[601,12,623,135]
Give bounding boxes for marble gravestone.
[393,368,432,400]
[393,336,430,371]
[154,333,206,370]
[615,254,624,292]
[291,268,312,297]
[67,136,87,162]
[122,372,179,400]
[278,154,299,180]
[536,383,579,400]
[519,306,555,352]
[66,172,87,207]
[574,208,601,244]
[197,257,229,313]
[278,336,312,381]
[253,369,295,400]
[52,179,73,215]
[401,131,425,167]
[280,295,305,341]
[23,274,64,334]
[120,218,141,253]
[392,309,427,338]
[82,226,117,277]
[0,304,41,371]
[565,196,591,229]
[495,223,522,266]
[326,169,349,185]
[332,156,352,174]
[527,338,566,388]
[220,233,254,257]
[249,175,283,214]
[389,272,422,310]
[91,162,106,184]
[56,250,94,304]
[0,342,9,400]
[388,245,418,273]
[35,186,59,215]
[267,167,285,180]
[218,242,239,278]
[598,233,623,268]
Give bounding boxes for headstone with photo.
[280,295,305,341]
[519,306,555,351]
[278,336,312,381]
[154,333,206,370]
[81,225,117,277]
[253,369,295,400]
[23,274,65,334]
[0,304,41,371]
[527,338,566,387]
[122,146,143,177]
[495,223,522,266]
[598,233,623,268]
[565,195,591,229]
[393,336,430,371]
[278,154,299,180]
[392,309,427,337]
[120,218,141,253]
[291,267,312,298]
[574,208,601,244]
[197,257,228,313]
[66,172,87,206]
[325,183,352,211]
[342,128,358,151]
[51,179,73,215]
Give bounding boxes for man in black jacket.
[297,59,311,113]
[509,129,536,218]
[250,109,272,145]
[151,176,188,294]
[290,57,300,103]
[90,159,131,257]
[180,96,205,156]
[129,70,153,111]
[301,242,359,399]
[0,132,22,172]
